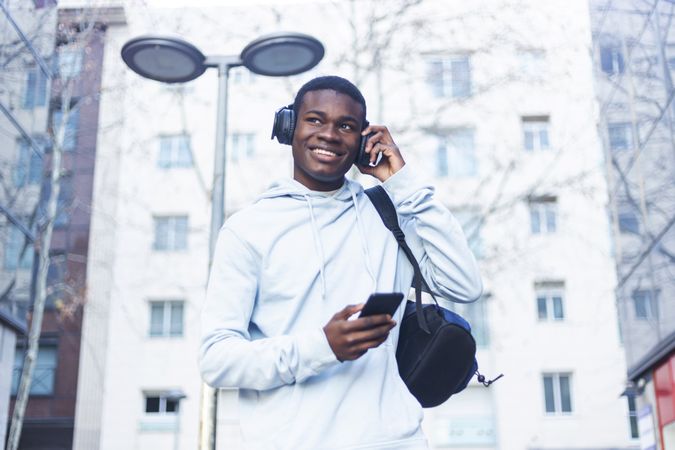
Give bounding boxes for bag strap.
[365,185,439,334]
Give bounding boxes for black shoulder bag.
[365,186,502,408]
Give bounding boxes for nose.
[316,124,340,142]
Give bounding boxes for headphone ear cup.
[271,106,295,145]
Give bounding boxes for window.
[12,344,58,396]
[436,129,476,177]
[535,282,565,321]
[149,301,184,337]
[144,392,182,415]
[427,55,471,98]
[632,289,658,320]
[543,373,573,414]
[51,108,79,152]
[600,44,625,75]
[627,395,639,439]
[529,198,557,234]
[57,48,83,79]
[153,216,188,251]
[158,135,192,168]
[22,66,48,109]
[608,122,632,151]
[618,211,640,234]
[4,223,33,270]
[229,133,256,163]
[13,138,44,187]
[522,116,550,151]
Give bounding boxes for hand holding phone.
[359,292,405,318]
[323,294,402,362]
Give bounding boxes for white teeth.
[312,148,338,157]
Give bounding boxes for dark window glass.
[618,212,640,234]
[543,376,555,413]
[552,296,564,320]
[537,296,547,319]
[22,67,48,109]
[165,398,179,413]
[145,396,160,413]
[608,122,631,150]
[559,375,572,412]
[628,395,638,438]
[600,45,625,75]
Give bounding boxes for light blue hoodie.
[199,165,483,450]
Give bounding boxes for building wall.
[78,1,635,449]
[589,0,675,446]
[588,0,675,371]
[1,3,122,449]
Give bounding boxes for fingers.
[333,303,364,321]
[332,320,396,361]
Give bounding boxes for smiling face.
[291,89,365,191]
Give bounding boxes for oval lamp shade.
[240,32,324,77]
[121,36,207,83]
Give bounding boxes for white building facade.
[75,1,636,449]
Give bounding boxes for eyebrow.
[302,110,360,123]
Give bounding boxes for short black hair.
[293,75,367,125]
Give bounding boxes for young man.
[199,76,482,449]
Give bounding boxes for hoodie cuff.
[382,164,431,207]
[297,328,340,376]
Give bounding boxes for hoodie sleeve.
[199,227,339,391]
[382,165,483,303]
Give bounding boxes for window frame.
[542,372,573,415]
[4,223,34,271]
[632,289,658,320]
[143,392,181,416]
[535,282,565,322]
[149,300,184,338]
[607,122,633,151]
[529,198,557,234]
[158,134,193,169]
[426,54,472,98]
[11,343,58,397]
[152,216,189,251]
[522,116,551,151]
[600,43,625,75]
[13,138,44,188]
[22,66,49,109]
[57,47,84,79]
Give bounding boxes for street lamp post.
[121,32,324,450]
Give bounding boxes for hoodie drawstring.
[351,190,378,293]
[304,194,328,301]
[302,187,379,302]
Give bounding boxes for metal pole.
[199,61,230,450]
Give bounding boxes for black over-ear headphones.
[271,104,375,167]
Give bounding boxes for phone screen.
[359,292,404,318]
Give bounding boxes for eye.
[306,117,321,124]
[340,123,355,131]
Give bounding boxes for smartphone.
[359,292,405,318]
[356,132,378,167]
